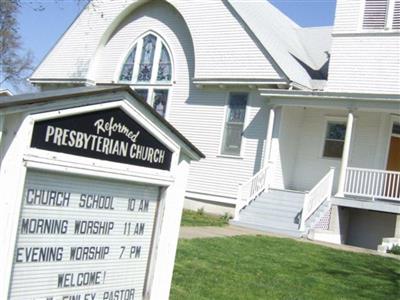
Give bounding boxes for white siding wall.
[94,1,193,84]
[94,1,270,201]
[332,0,363,34]
[278,107,305,189]
[277,107,392,192]
[327,35,400,94]
[174,0,281,79]
[183,90,268,199]
[268,107,304,190]
[328,0,400,93]
[32,0,281,82]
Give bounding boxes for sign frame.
[0,96,193,300]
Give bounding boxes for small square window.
[323,122,346,158]
[135,89,149,102]
[152,89,169,117]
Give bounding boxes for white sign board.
[10,170,160,300]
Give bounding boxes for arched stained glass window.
[118,33,173,118]
[157,45,172,81]
[138,34,157,82]
[119,46,136,81]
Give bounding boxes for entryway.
[386,122,400,198]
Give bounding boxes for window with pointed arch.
[119,33,173,117]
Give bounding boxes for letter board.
[9,169,159,300]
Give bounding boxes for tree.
[0,0,33,90]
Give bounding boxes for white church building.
[28,0,400,250]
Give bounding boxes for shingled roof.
[229,0,332,88]
[30,0,332,90]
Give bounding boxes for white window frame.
[218,92,249,158]
[321,116,348,160]
[116,31,174,118]
[359,0,400,31]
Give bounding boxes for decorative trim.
[185,191,237,205]
[332,31,400,37]
[193,78,288,87]
[29,78,96,85]
[259,89,400,102]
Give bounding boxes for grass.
[171,235,400,300]
[180,209,230,227]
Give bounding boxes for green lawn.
[180,209,229,227]
[171,235,400,300]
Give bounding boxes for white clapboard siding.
[327,35,400,94]
[284,108,390,192]
[9,170,160,300]
[363,0,389,30]
[94,0,194,84]
[278,107,306,189]
[32,0,281,82]
[179,92,269,200]
[393,0,400,29]
[332,0,363,34]
[174,0,281,79]
[93,0,273,201]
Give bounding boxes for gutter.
[192,78,289,88]
[259,88,400,102]
[28,78,96,86]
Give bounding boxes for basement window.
[323,121,347,158]
[221,93,248,156]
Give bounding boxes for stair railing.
[299,167,335,231]
[234,162,273,220]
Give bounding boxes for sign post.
[0,87,204,300]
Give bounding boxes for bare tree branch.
[0,0,33,89]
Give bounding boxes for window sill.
[332,31,400,37]
[320,156,342,161]
[217,154,244,160]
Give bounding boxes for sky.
[4,0,337,93]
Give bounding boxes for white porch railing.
[234,163,272,220]
[300,168,335,231]
[345,167,400,201]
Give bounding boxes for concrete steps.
[231,189,306,238]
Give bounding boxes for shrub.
[387,244,400,255]
[221,212,231,222]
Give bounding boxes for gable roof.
[228,0,332,89]
[30,0,332,90]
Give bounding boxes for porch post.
[264,106,275,167]
[337,111,354,197]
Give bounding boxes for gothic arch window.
[119,32,173,117]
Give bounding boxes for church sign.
[31,108,173,171]
[0,88,203,300]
